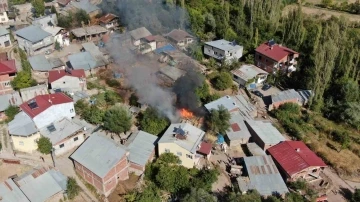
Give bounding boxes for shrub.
[213,72,233,90]
[37,137,52,154]
[106,78,121,88]
[66,177,80,199]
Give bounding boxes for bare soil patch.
[108,174,140,202]
[0,162,32,181]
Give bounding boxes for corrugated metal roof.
[39,118,83,145]
[19,84,49,102]
[154,44,176,54]
[0,179,29,202]
[205,39,243,52]
[166,29,193,42]
[245,120,285,146]
[70,133,127,178]
[247,143,266,156]
[231,64,268,81]
[226,113,251,141]
[159,66,185,81]
[126,131,157,166]
[158,123,205,153]
[205,95,256,120]
[15,168,67,202]
[15,25,51,43]
[0,26,9,36]
[129,27,151,40]
[8,112,38,137]
[298,90,312,105]
[68,51,102,70]
[256,42,298,62]
[28,55,62,71]
[238,155,288,196]
[271,89,302,103]
[0,91,22,111]
[71,26,107,38]
[70,0,99,14]
[267,141,327,177]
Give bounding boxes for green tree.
[204,13,216,33]
[66,177,80,200]
[104,90,122,105]
[32,0,45,17]
[5,105,19,122]
[213,72,233,90]
[11,71,37,90]
[209,105,231,133]
[83,105,104,124]
[129,93,139,107]
[135,183,162,202]
[37,137,52,154]
[285,192,305,202]
[54,41,61,51]
[139,108,169,135]
[74,9,90,27]
[181,188,217,202]
[322,0,333,7]
[352,189,360,202]
[103,106,132,134]
[74,100,89,117]
[195,82,210,102]
[58,15,72,29]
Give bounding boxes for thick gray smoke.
[100,0,190,34]
[173,65,205,113]
[106,35,179,122]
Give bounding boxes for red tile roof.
[48,69,85,83]
[20,93,73,118]
[267,141,327,177]
[255,42,298,62]
[0,59,17,75]
[98,13,118,24]
[197,142,212,155]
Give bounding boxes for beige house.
[48,69,86,92]
[8,112,40,153]
[158,123,211,168]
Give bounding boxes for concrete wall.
[255,52,299,73]
[16,35,54,55]
[0,11,9,23]
[0,34,11,48]
[11,132,41,153]
[74,155,129,197]
[50,75,86,92]
[204,44,242,63]
[128,150,155,175]
[53,133,85,156]
[33,102,75,129]
[158,142,197,168]
[0,74,14,95]
[225,135,250,148]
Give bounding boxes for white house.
[129,27,151,46]
[39,117,90,156]
[0,26,11,47]
[0,0,9,24]
[48,69,86,92]
[204,39,243,63]
[31,13,58,27]
[19,93,75,129]
[42,26,66,47]
[15,25,53,55]
[231,64,268,87]
[139,35,157,54]
[98,13,118,30]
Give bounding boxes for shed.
[245,120,285,150]
[225,113,251,147]
[158,66,185,81]
[237,155,288,196]
[125,131,157,175]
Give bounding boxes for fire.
[180,108,194,119]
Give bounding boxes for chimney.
[296,148,300,152]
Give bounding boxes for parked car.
[262,84,272,91]
[252,90,264,98]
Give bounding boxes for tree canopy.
[5,105,19,122]
[181,188,217,202]
[66,177,80,200]
[37,137,52,154]
[209,105,231,134]
[213,72,233,91]
[32,0,45,17]
[103,106,132,134]
[139,107,169,135]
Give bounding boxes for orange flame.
[180,108,194,119]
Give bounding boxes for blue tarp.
[154,44,176,54]
[217,134,225,144]
[248,83,256,89]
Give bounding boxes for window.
[74,137,79,141]
[258,55,262,60]
[70,108,74,113]
[1,18,5,21]
[59,143,64,148]
[0,13,3,16]
[179,160,182,164]
[186,154,193,159]
[4,82,10,86]
[177,151,182,156]
[63,81,66,84]
[230,53,233,56]
[19,141,24,146]
[165,149,170,153]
